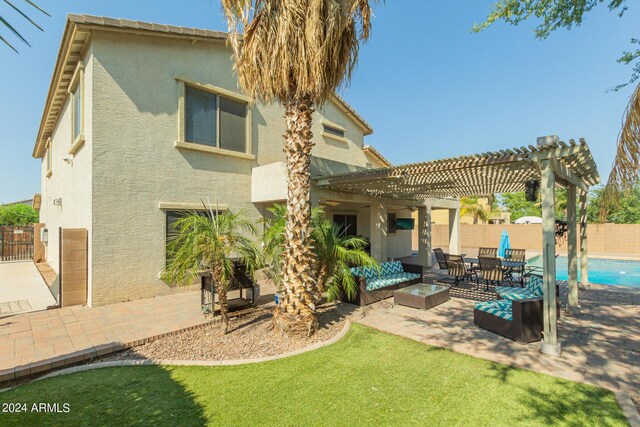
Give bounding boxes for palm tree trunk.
[273,95,319,337]
[213,267,230,334]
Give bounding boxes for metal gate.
[0,226,34,261]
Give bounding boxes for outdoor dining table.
[463,257,527,286]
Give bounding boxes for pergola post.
[369,202,388,262]
[540,159,561,356]
[567,184,579,314]
[418,206,432,268]
[579,190,589,286]
[448,206,461,255]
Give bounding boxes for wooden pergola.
[316,136,600,356]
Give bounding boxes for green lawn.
[0,324,627,426]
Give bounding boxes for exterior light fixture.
[525,179,540,202]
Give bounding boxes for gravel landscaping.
[104,302,347,361]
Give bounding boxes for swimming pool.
[528,255,640,288]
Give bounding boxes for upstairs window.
[45,139,52,177]
[323,124,345,138]
[68,61,85,153]
[184,84,248,153]
[72,84,82,142]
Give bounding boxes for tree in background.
[0,204,39,226]
[587,185,640,223]
[1,0,49,53]
[221,0,376,337]
[499,193,541,222]
[473,0,640,215]
[460,197,490,224]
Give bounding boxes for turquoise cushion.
[525,275,544,297]
[350,267,361,277]
[364,272,420,291]
[361,266,379,281]
[475,299,513,321]
[496,286,536,301]
[380,261,403,276]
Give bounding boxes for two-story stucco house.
[34,15,459,307]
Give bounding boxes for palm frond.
[1,0,49,52]
[602,82,640,217]
[221,0,376,105]
[4,0,44,31]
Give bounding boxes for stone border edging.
[616,391,640,427]
[0,319,351,392]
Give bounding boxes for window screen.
[219,97,247,152]
[185,86,217,146]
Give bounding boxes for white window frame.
[68,61,85,155]
[175,76,254,160]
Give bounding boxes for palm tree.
[313,219,377,302]
[1,0,49,53]
[460,197,490,224]
[162,209,261,333]
[263,204,378,304]
[221,0,376,336]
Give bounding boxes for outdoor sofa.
[473,274,559,343]
[345,261,423,307]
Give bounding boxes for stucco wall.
[41,45,94,304]
[88,31,374,305]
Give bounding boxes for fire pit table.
[393,283,450,310]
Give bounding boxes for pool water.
[528,255,640,288]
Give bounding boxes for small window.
[323,124,345,138]
[184,84,248,153]
[366,162,372,169]
[72,86,82,142]
[333,214,357,237]
[46,148,52,175]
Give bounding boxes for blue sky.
[0,0,637,203]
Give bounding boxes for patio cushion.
[365,272,420,291]
[350,267,361,277]
[495,287,536,301]
[474,299,513,321]
[361,266,380,281]
[525,275,544,297]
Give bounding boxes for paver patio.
[0,291,211,382]
[355,267,640,394]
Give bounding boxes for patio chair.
[446,254,476,286]
[504,248,526,286]
[478,247,498,258]
[476,256,509,291]
[433,248,448,270]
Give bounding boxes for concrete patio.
[0,261,56,316]
[355,267,640,395]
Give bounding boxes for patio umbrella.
[498,229,511,258]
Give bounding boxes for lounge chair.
[495,273,559,313]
